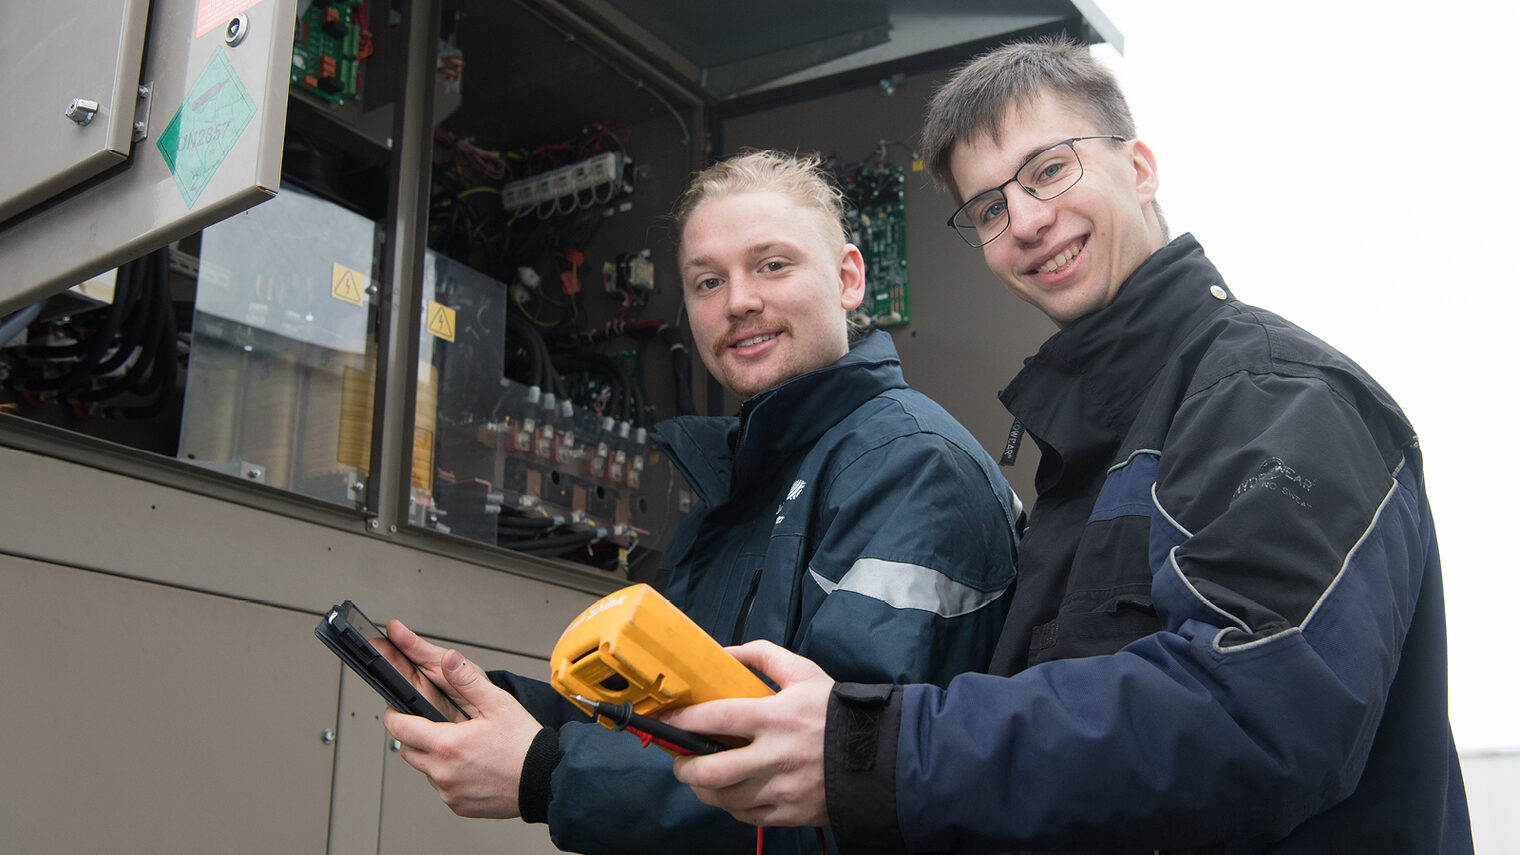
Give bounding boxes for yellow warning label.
[426,301,456,342]
[332,263,366,306]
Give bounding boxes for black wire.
[74,251,170,403]
[502,310,547,389]
[500,529,599,555]
[10,256,143,390]
[552,352,630,422]
[496,513,557,532]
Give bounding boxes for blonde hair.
[672,149,850,249]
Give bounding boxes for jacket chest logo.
[775,479,807,526]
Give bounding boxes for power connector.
[501,152,624,211]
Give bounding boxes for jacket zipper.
[731,566,764,645]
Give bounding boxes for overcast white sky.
[1085,0,1520,752]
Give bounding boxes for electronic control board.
[838,163,909,327]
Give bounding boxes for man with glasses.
[662,38,1472,853]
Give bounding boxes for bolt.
[138,85,150,99]
[351,481,365,493]
[390,738,402,752]
[368,520,380,530]
[321,728,335,744]
[388,524,397,534]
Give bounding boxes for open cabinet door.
[0,0,296,317]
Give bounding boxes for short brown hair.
[921,37,1137,197]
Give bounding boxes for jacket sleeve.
[533,436,1018,854]
[830,372,1432,852]
[487,670,756,854]
[797,432,1019,686]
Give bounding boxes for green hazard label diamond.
[156,47,257,208]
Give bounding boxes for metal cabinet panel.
[375,648,562,854]
[0,556,338,854]
[0,0,150,223]
[0,0,296,317]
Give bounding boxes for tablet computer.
[315,600,469,723]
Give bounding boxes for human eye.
[963,192,1005,225]
[760,259,790,275]
[689,275,723,293]
[1022,148,1075,189]
[978,196,1007,225]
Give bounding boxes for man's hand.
[662,641,834,828]
[381,620,543,819]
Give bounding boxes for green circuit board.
[838,163,909,327]
[290,0,367,105]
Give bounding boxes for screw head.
[321,728,335,744]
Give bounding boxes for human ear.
[838,244,866,311]
[1129,139,1159,206]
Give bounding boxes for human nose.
[1000,183,1055,243]
[725,274,763,316]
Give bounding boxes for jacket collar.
[655,331,908,506]
[997,234,1233,473]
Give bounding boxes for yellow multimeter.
[549,583,773,752]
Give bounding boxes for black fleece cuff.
[825,682,908,855]
[518,726,560,825]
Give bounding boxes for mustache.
[711,323,790,361]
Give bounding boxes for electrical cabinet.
[0,1,1116,851]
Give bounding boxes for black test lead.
[571,694,731,756]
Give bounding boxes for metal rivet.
[1210,284,1228,300]
[321,728,335,744]
[368,520,380,530]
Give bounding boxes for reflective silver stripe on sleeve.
[809,558,1007,618]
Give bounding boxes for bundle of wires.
[1,248,180,420]
[582,318,695,419]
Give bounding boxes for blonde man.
[383,151,1020,854]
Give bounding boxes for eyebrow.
[680,241,797,272]
[967,137,1072,200]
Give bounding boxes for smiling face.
[679,189,865,401]
[950,90,1164,327]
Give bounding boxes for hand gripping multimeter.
[549,583,773,754]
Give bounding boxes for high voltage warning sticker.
[426,301,456,342]
[331,263,366,306]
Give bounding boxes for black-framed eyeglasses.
[946,135,1128,248]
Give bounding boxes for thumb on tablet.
[440,649,504,714]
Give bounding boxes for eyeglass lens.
[950,141,1086,246]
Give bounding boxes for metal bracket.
[132,83,153,142]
